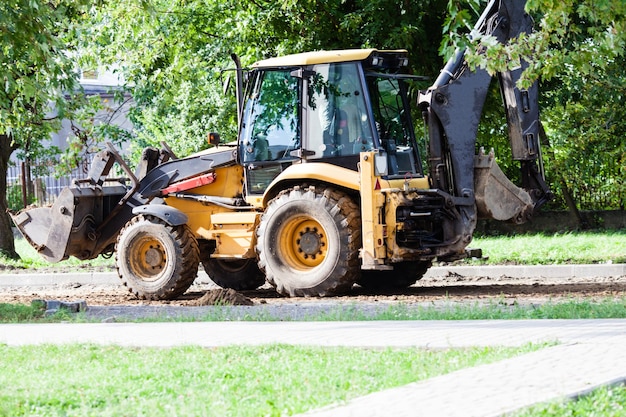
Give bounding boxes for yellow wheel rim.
[129,235,166,281]
[279,216,327,270]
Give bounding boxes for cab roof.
[251,49,408,68]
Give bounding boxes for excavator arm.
[418,0,551,243]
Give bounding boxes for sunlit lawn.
[0,344,541,417]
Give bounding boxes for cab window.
[306,63,374,159]
[367,75,423,176]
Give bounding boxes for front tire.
[115,214,199,300]
[256,186,361,297]
[202,258,265,291]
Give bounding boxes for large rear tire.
[358,261,431,290]
[202,258,265,291]
[115,215,199,300]
[256,186,361,297]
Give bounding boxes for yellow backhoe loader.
[12,0,551,298]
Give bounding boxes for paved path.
[1,319,625,348]
[303,343,626,417]
[1,319,626,416]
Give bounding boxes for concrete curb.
[424,263,626,280]
[0,271,120,286]
[0,270,214,287]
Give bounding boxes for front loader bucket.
[11,181,128,262]
[12,142,240,264]
[11,186,78,263]
[474,149,534,224]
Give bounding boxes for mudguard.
[132,204,188,226]
[262,162,360,206]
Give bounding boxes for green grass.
[285,298,626,322]
[469,230,626,265]
[514,383,626,416]
[0,302,90,323]
[3,297,626,323]
[360,298,626,321]
[1,238,115,270]
[0,343,541,417]
[0,302,46,322]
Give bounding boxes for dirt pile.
[192,289,254,306]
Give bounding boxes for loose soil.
[192,289,254,306]
[1,266,625,308]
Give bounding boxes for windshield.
[240,69,300,163]
[239,69,300,195]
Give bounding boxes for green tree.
[534,1,626,212]
[79,0,448,162]
[541,55,626,211]
[445,0,626,86]
[0,0,97,258]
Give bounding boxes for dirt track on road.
[1,268,625,307]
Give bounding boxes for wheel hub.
[298,228,322,256]
[128,236,167,281]
[144,246,164,267]
[280,218,327,269]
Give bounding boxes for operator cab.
[238,49,425,195]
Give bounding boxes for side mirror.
[208,132,221,146]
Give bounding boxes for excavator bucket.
[474,148,534,224]
[11,187,82,263]
[11,143,149,263]
[11,184,128,263]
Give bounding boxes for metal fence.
[6,158,94,210]
[554,156,625,211]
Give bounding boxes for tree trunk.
[538,122,586,228]
[0,133,20,259]
[558,177,588,228]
